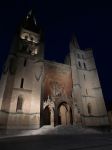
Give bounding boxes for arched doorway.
[43,106,50,125]
[58,102,73,125]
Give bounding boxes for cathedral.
[0,11,109,130]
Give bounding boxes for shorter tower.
[69,35,108,126]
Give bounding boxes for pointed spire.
[22,10,40,33]
[26,10,32,19]
[26,10,37,25]
[71,33,80,49]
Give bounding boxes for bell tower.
[0,10,44,129]
[20,10,44,59]
[12,10,44,59]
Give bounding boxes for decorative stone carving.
[50,81,66,97]
[43,96,55,126]
[43,96,55,110]
[27,43,39,55]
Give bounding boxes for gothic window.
[78,61,81,68]
[24,59,27,67]
[16,95,23,112]
[82,55,84,59]
[20,78,24,88]
[83,62,86,69]
[87,103,92,115]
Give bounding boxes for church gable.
[43,61,72,100]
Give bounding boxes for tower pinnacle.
[26,10,37,25]
[71,34,80,49]
[22,10,40,33]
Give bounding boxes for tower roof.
[71,34,80,49]
[22,10,41,33]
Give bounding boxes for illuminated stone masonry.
[0,11,109,130]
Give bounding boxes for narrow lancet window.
[78,61,81,68]
[16,95,23,112]
[86,89,88,95]
[20,78,24,88]
[83,62,86,69]
[87,103,92,115]
[24,59,27,66]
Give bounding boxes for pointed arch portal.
[43,106,50,125]
[58,102,73,125]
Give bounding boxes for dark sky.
[0,0,112,110]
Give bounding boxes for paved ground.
[0,133,112,150]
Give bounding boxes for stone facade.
[0,11,109,129]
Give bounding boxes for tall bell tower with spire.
[0,10,44,129]
[16,10,44,59]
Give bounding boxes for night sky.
[0,0,112,110]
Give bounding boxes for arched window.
[87,103,92,115]
[16,95,23,112]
